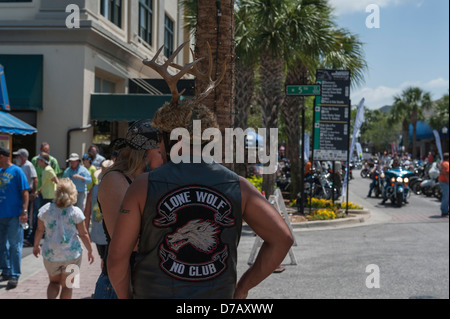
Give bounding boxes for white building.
[0,0,192,164]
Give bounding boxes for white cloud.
[353,77,450,109]
[352,85,400,109]
[329,0,419,16]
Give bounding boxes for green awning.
[90,94,173,121]
[0,55,43,111]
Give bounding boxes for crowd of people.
[364,150,448,216]
[0,105,294,299]
[0,143,109,293]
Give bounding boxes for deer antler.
[170,42,227,102]
[143,41,203,105]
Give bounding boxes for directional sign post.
[286,84,320,215]
[286,85,321,96]
[313,70,351,162]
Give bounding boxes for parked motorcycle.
[382,168,413,207]
[303,169,340,201]
[419,178,439,197]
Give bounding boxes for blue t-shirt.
[62,164,92,192]
[0,164,29,218]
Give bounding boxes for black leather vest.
[133,160,242,299]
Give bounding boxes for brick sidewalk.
[0,248,102,299]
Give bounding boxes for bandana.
[111,119,160,151]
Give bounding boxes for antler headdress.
[143,41,226,106]
[144,41,227,146]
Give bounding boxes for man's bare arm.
[234,177,294,299]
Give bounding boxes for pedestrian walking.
[0,146,29,290]
[82,153,98,192]
[84,160,113,272]
[93,120,163,299]
[31,142,62,245]
[438,152,449,218]
[63,153,92,212]
[88,145,106,168]
[31,142,62,180]
[36,152,59,208]
[33,178,94,299]
[13,148,37,244]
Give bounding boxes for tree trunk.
[196,0,235,132]
[411,111,418,159]
[282,63,308,199]
[258,50,285,197]
[402,119,410,154]
[233,60,255,177]
[234,61,254,130]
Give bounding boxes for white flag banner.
[433,129,443,161]
[342,98,365,201]
[356,142,363,160]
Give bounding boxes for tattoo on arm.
[119,206,131,214]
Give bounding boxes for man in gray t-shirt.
[13,149,37,193]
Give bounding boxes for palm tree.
[390,87,432,158]
[246,0,367,197]
[239,0,341,196]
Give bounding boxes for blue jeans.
[93,272,118,299]
[0,217,23,279]
[28,194,42,245]
[439,182,449,215]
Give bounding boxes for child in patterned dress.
[33,178,94,299]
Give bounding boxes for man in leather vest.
[107,102,294,299]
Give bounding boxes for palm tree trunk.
[196,0,235,132]
[411,111,418,158]
[402,119,410,154]
[234,61,254,130]
[234,60,255,176]
[258,50,285,197]
[282,63,308,199]
[412,123,418,158]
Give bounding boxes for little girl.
[33,178,94,299]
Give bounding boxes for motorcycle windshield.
[385,168,414,178]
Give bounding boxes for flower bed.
[289,198,364,221]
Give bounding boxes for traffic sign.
[286,85,321,96]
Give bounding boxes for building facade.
[0,0,191,164]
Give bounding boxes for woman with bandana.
[93,119,163,299]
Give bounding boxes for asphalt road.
[237,169,449,299]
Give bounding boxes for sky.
[329,0,449,109]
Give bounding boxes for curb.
[290,209,371,230]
